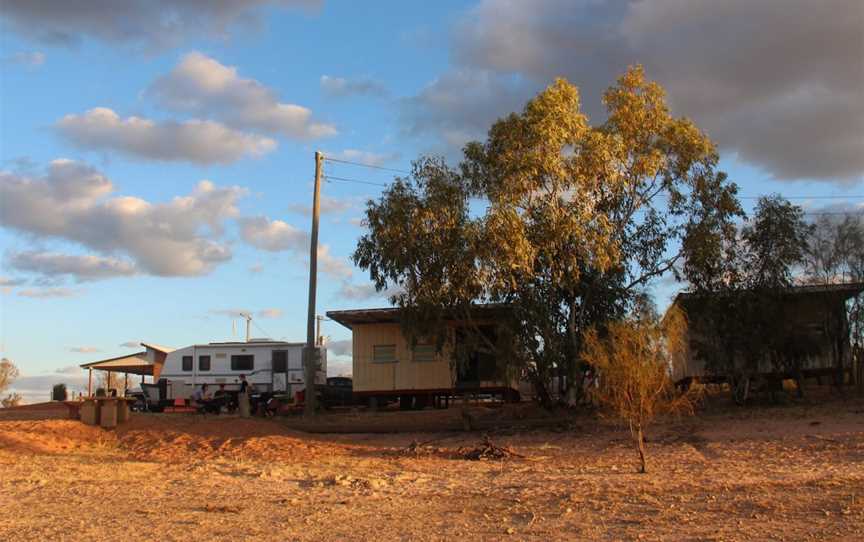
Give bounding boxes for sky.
[1,0,862,402]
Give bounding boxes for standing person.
[238,374,251,418]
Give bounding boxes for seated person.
[192,384,215,412]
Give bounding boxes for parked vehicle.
[318,376,354,407]
[159,340,326,400]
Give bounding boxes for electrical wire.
[323,157,411,175]
[324,175,389,187]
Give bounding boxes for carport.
[80,353,155,397]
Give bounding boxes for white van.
[159,339,326,399]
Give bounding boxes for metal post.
[304,151,323,416]
[88,368,93,397]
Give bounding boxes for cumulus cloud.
[17,287,80,298]
[0,159,246,279]
[320,75,388,98]
[317,245,352,280]
[408,0,864,182]
[287,194,355,216]
[6,250,137,282]
[69,346,100,353]
[3,51,45,67]
[237,215,353,279]
[327,149,401,167]
[56,108,276,164]
[238,216,307,252]
[258,308,283,319]
[148,52,336,140]
[327,338,352,357]
[335,281,399,301]
[401,69,535,152]
[0,0,320,50]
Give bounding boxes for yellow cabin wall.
[351,323,453,392]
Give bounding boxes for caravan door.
[272,350,288,393]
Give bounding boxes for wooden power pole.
[304,151,324,416]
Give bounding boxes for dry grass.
[1,395,863,541]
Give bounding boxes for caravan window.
[181,356,193,371]
[372,345,396,363]
[231,354,254,371]
[198,355,211,371]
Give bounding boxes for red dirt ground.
[1,396,862,541]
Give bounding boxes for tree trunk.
[636,425,647,473]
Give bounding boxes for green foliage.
[355,66,737,404]
[582,305,700,473]
[682,195,814,381]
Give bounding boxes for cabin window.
[231,354,254,371]
[412,344,436,362]
[272,351,288,373]
[181,356,193,371]
[372,344,397,363]
[198,355,211,371]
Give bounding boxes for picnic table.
[77,397,136,428]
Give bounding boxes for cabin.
[670,282,864,395]
[160,340,326,399]
[326,306,520,408]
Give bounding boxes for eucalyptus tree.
[355,66,738,405]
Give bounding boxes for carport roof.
[80,353,154,375]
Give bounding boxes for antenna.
[238,312,252,342]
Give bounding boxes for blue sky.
[1,0,861,401]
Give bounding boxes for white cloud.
[6,250,137,282]
[430,0,864,182]
[327,339,352,357]
[148,52,337,140]
[0,0,320,50]
[0,277,27,287]
[287,194,355,216]
[258,308,283,319]
[238,216,307,252]
[3,51,45,67]
[237,215,353,279]
[119,341,141,349]
[317,245,352,280]
[17,287,80,299]
[320,75,388,98]
[69,346,100,353]
[0,159,246,278]
[248,262,264,274]
[336,281,390,301]
[327,149,401,167]
[56,108,276,164]
[210,308,252,319]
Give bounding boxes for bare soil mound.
[115,415,347,462]
[0,419,112,455]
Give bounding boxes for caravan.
[158,339,326,400]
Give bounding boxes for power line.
[323,157,411,175]
[324,174,389,187]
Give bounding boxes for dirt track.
[1,399,863,541]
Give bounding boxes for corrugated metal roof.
[80,353,154,375]
[326,303,512,329]
[140,342,175,353]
